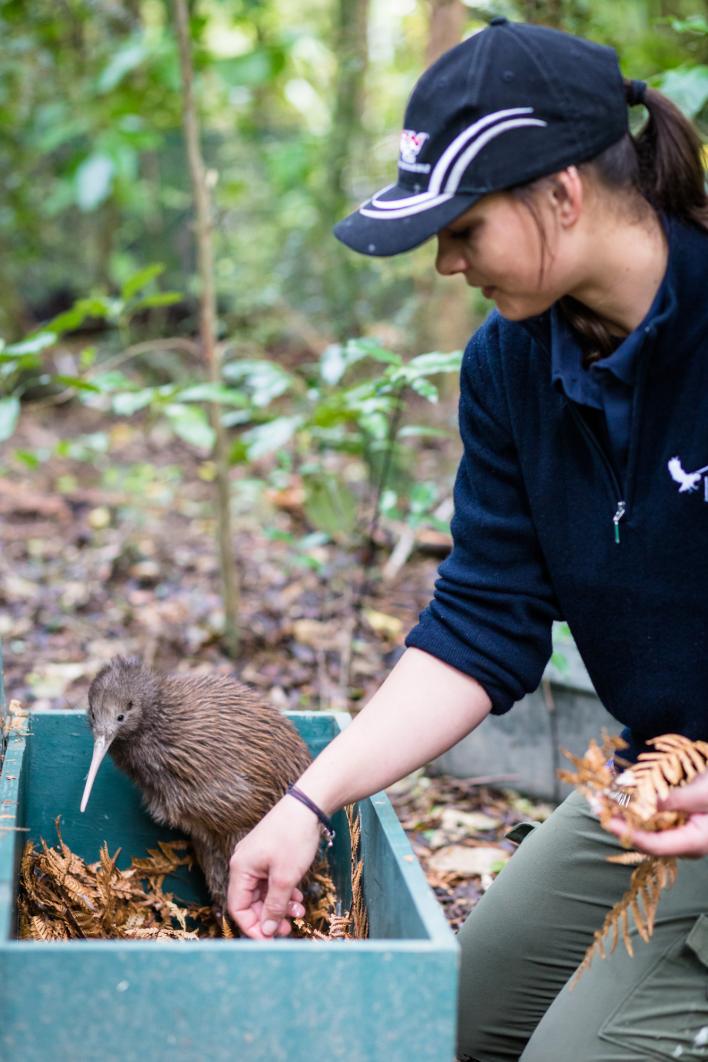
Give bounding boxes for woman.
[228,20,708,1060]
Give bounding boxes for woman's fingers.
[259,872,302,936]
[608,813,708,858]
[660,769,708,813]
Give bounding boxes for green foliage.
[0,265,181,440]
[2,282,461,545]
[225,337,462,539]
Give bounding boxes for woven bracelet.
[286,784,336,847]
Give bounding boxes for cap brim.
[333,182,480,257]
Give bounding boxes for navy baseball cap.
[333,18,628,257]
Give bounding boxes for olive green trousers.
[456,791,708,1062]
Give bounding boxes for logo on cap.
[400,129,430,172]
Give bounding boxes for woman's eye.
[116,713,125,722]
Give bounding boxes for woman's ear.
[548,167,584,228]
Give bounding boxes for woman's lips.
[481,285,496,298]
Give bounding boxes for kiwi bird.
[81,656,313,914]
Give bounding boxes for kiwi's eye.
[116,713,125,722]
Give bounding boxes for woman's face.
[435,190,578,320]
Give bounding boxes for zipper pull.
[613,500,626,544]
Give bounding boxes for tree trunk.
[414,0,474,358]
[321,0,370,339]
[519,0,564,28]
[325,0,370,227]
[173,0,240,658]
[426,0,467,65]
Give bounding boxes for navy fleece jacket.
[406,218,707,761]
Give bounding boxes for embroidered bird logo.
[667,456,708,493]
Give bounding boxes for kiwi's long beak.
[80,735,112,813]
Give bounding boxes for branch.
[173,0,240,657]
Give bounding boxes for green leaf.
[55,432,110,461]
[654,65,708,118]
[130,291,182,311]
[320,344,348,386]
[214,48,283,88]
[46,298,119,335]
[409,376,439,403]
[6,332,57,356]
[222,359,296,406]
[408,349,463,375]
[236,414,303,462]
[165,404,215,452]
[98,39,148,93]
[75,154,115,212]
[409,482,439,515]
[121,264,165,301]
[221,409,253,429]
[303,474,358,538]
[112,389,156,416]
[54,375,102,393]
[175,383,247,407]
[41,305,88,332]
[90,371,134,392]
[670,15,708,35]
[551,650,569,673]
[13,449,41,470]
[398,425,449,440]
[341,337,402,370]
[0,397,20,442]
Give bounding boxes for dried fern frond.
[561,732,707,981]
[615,735,708,822]
[572,857,678,985]
[19,818,368,943]
[346,803,369,940]
[19,826,207,941]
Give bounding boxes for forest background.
[0,0,706,724]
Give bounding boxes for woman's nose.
[435,234,468,277]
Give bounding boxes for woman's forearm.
[294,647,492,815]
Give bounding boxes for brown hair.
[514,81,708,363]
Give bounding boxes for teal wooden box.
[0,709,458,1061]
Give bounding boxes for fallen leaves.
[362,608,403,640]
[387,770,552,931]
[19,815,369,943]
[18,825,204,941]
[427,845,509,877]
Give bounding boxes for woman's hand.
[227,796,323,939]
[226,648,492,938]
[609,769,708,858]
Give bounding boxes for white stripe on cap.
[360,191,454,219]
[359,107,547,221]
[429,107,535,194]
[443,117,547,191]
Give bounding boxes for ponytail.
[554,81,707,363]
[623,79,708,230]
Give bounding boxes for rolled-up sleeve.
[405,317,559,714]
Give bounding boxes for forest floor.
[0,396,554,931]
